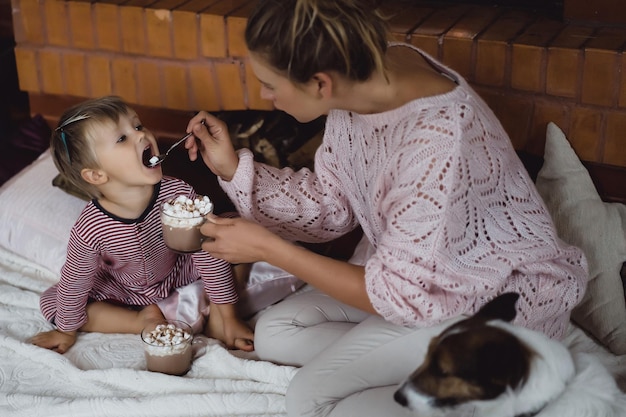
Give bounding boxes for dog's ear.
[475,292,519,322]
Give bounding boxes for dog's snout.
[394,388,408,407]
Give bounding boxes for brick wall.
[10,0,626,168]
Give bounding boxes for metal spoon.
[147,132,193,167]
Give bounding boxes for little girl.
[30,96,253,354]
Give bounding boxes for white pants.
[254,288,455,417]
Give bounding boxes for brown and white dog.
[394,293,626,417]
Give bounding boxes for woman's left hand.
[200,215,280,264]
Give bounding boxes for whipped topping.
[142,323,192,355]
[161,195,213,227]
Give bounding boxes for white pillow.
[0,151,85,275]
[536,122,626,354]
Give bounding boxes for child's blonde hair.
[244,0,390,84]
[51,96,131,199]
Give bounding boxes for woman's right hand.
[185,111,239,181]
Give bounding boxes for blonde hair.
[51,96,131,199]
[244,0,389,83]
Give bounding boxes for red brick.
[226,1,256,57]
[564,0,626,27]
[146,8,173,58]
[511,18,564,93]
[120,5,146,55]
[545,25,593,99]
[124,0,154,7]
[200,13,226,57]
[581,28,626,107]
[620,54,626,108]
[10,0,26,43]
[214,60,246,110]
[19,0,44,44]
[172,10,199,59]
[112,57,138,103]
[162,63,190,110]
[136,59,163,108]
[569,106,603,162]
[528,99,571,156]
[604,111,626,166]
[39,50,64,95]
[409,5,471,59]
[475,10,534,87]
[385,4,434,40]
[189,63,221,111]
[13,46,39,92]
[94,3,121,52]
[63,51,88,98]
[175,0,216,13]
[44,0,70,46]
[68,1,95,49]
[442,7,501,79]
[87,55,112,96]
[510,44,545,92]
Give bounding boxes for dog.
[394,293,626,417]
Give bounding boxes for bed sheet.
[0,246,297,417]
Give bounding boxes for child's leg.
[80,302,164,333]
[31,302,164,353]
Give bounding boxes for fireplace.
[397,0,625,25]
[9,0,626,170]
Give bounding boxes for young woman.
[184,0,587,415]
[30,96,253,354]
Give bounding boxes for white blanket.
[0,247,297,417]
[2,246,626,417]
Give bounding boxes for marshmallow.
[143,323,192,355]
[161,195,213,228]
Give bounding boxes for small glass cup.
[160,201,207,253]
[141,319,193,376]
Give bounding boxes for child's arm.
[29,329,77,354]
[205,302,254,351]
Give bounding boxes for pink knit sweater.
[220,45,587,339]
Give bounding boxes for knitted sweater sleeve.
[219,148,359,242]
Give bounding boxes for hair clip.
[60,131,71,162]
[55,113,90,131]
[55,113,90,163]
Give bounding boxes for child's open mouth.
[142,146,155,167]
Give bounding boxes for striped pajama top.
[41,176,237,332]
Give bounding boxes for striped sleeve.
[55,226,101,331]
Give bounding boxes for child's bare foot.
[205,303,254,351]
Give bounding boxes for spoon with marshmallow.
[146,120,206,168]
[146,132,193,168]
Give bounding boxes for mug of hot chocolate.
[141,320,193,376]
[160,195,213,253]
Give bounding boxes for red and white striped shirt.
[41,176,237,332]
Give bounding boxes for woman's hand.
[200,215,282,264]
[185,111,239,181]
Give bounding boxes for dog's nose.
[394,389,408,407]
